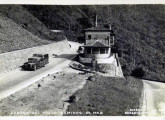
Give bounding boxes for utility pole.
[95,14,97,27]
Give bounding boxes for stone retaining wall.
[0,39,69,74]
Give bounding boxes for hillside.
[0,5,63,54]
[0,13,51,53]
[24,5,165,81]
[66,76,143,116]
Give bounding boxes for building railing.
[85,39,114,46]
[79,54,115,64]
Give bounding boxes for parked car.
[22,54,49,71]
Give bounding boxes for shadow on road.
[142,78,165,84]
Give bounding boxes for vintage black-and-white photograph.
[0,5,164,116]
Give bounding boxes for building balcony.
[85,39,114,46]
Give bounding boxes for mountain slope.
[0,13,53,53]
[0,5,59,40]
[0,5,64,54]
[24,5,165,81]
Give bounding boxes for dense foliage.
[131,67,145,78]
[24,5,165,81]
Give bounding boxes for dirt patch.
[0,67,92,116]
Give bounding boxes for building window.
[100,48,105,54]
[86,48,91,54]
[93,48,99,54]
[88,35,91,40]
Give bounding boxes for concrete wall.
[97,59,123,77]
[79,54,123,77]
[85,53,110,59]
[0,39,69,74]
[79,54,114,64]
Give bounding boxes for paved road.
[142,80,165,116]
[0,41,80,100]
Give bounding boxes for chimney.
[95,15,97,27]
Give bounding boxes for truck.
[22,54,49,71]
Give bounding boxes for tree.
[131,67,145,78]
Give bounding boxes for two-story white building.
[79,19,115,64]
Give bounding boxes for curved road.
[142,80,165,116]
[0,41,80,100]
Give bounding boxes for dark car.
[22,54,49,71]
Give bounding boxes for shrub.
[88,76,96,81]
[131,67,145,78]
[77,34,85,43]
[69,95,79,103]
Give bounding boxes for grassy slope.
[25,5,165,81]
[0,5,63,54]
[65,76,143,116]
